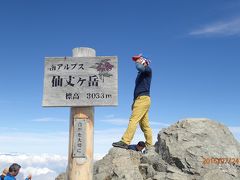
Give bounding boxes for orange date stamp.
[202,157,240,165]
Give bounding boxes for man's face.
[13,169,20,177]
[136,145,144,151]
[135,58,143,64]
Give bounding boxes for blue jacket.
[4,174,15,180]
[128,145,143,152]
[128,145,138,151]
[4,174,30,180]
[134,63,152,101]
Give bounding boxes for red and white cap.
[132,53,143,61]
[132,53,151,65]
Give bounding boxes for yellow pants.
[121,95,153,146]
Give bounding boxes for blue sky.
[0,0,240,166]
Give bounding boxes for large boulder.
[156,118,240,179]
[57,118,240,180]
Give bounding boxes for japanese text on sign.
[42,56,118,107]
[73,119,87,158]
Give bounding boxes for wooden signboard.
[42,48,117,180]
[42,56,118,107]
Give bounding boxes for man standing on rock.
[112,53,153,149]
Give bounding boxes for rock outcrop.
[57,118,240,180]
[155,118,240,180]
[55,173,67,180]
[93,118,240,180]
[94,147,143,180]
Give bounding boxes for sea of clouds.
[0,153,67,180]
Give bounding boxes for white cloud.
[229,126,240,133]
[101,118,169,127]
[0,153,67,164]
[229,126,240,142]
[21,167,54,176]
[0,131,69,155]
[94,153,106,161]
[150,121,170,127]
[32,117,67,122]
[104,114,115,118]
[101,118,129,126]
[0,153,67,180]
[0,127,18,131]
[190,17,240,36]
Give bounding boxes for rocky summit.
[57,118,240,180]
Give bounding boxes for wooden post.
[67,47,96,180]
[42,47,117,178]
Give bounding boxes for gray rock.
[156,118,240,178]
[93,147,143,180]
[141,147,167,173]
[152,172,166,180]
[55,173,66,180]
[57,118,240,180]
[139,163,156,179]
[203,169,236,180]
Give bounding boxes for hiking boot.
[112,141,128,149]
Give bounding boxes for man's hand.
[136,58,148,67]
